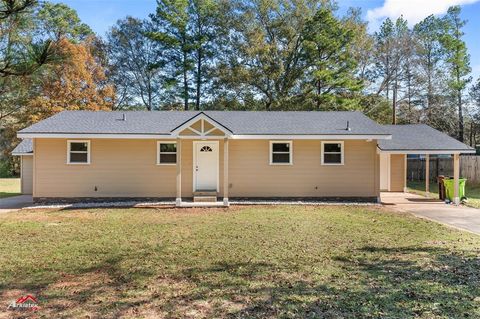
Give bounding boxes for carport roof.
[12,138,33,155]
[377,124,475,154]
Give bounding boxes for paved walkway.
[381,192,480,234]
[0,195,33,213]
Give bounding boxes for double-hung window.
[67,140,90,164]
[157,142,177,165]
[270,141,292,165]
[321,141,344,165]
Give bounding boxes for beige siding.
[33,138,378,198]
[390,154,406,192]
[34,139,177,198]
[21,156,33,195]
[228,140,378,197]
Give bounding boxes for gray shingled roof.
[18,110,390,136]
[12,138,33,155]
[14,114,475,155]
[378,124,474,152]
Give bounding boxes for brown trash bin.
[437,175,446,200]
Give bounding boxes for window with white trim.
[270,141,292,165]
[321,141,344,165]
[157,142,177,164]
[67,140,90,164]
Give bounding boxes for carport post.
[223,138,229,206]
[176,138,182,206]
[453,153,460,205]
[425,154,430,196]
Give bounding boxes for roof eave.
[12,152,33,156]
[18,132,392,140]
[230,134,392,140]
[17,132,172,139]
[377,147,476,154]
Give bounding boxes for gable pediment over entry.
[170,112,232,137]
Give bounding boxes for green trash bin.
[443,178,467,202]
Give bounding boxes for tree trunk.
[426,52,432,120]
[457,88,464,142]
[316,80,321,110]
[392,88,397,125]
[392,73,397,125]
[196,48,202,111]
[183,50,189,111]
[385,56,390,100]
[407,73,411,111]
[147,79,152,111]
[470,121,474,146]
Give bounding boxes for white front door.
[194,141,219,191]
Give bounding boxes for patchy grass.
[408,180,480,209]
[0,178,20,198]
[0,206,479,318]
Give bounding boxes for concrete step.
[193,196,217,203]
[178,201,227,208]
[193,191,218,196]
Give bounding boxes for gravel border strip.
[230,200,379,206]
[24,201,176,210]
[23,200,378,210]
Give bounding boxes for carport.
[11,138,33,195]
[377,124,475,205]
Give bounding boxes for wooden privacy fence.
[407,156,480,183]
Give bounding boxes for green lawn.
[0,178,20,198]
[0,206,479,318]
[408,180,480,209]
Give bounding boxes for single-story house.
[12,111,475,206]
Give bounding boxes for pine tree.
[413,15,444,120]
[373,17,411,124]
[301,7,362,110]
[107,17,165,110]
[36,1,93,41]
[190,0,218,110]
[373,18,395,99]
[147,0,218,110]
[148,0,192,110]
[440,6,471,142]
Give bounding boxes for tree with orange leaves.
[22,37,114,124]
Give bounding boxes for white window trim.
[269,141,293,165]
[67,140,90,165]
[321,141,344,165]
[157,141,177,165]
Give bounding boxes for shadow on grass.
[0,251,158,317]
[55,205,177,212]
[162,247,480,318]
[0,192,21,199]
[2,246,479,318]
[405,198,442,203]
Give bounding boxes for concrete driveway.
[0,195,33,213]
[381,192,480,234]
